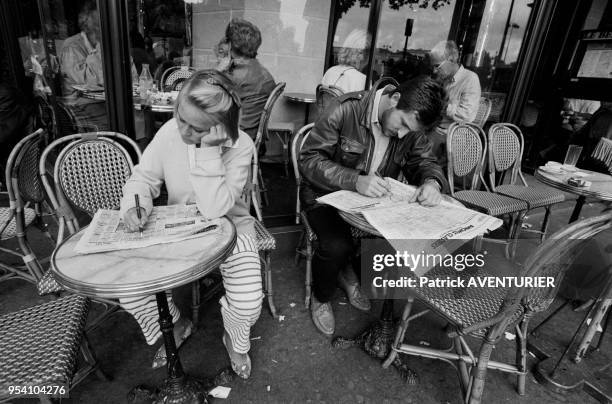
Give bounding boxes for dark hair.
[225,18,262,59]
[78,0,98,32]
[388,75,447,128]
[176,69,241,141]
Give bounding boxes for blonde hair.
[175,70,241,141]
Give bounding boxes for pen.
[374,171,390,196]
[134,194,143,238]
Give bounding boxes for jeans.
[306,205,361,302]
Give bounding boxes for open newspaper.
[74,205,221,254]
[316,178,502,242]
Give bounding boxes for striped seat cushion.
[454,190,528,216]
[0,295,89,396]
[495,185,565,209]
[0,207,36,240]
[254,219,276,251]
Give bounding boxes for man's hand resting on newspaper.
[409,179,441,207]
[356,175,391,198]
[124,207,148,232]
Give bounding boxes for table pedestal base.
[332,299,418,383]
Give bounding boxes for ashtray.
[567,177,591,187]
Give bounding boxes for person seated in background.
[320,29,368,93]
[561,98,601,133]
[428,40,481,168]
[119,70,263,379]
[570,102,612,173]
[59,0,107,131]
[215,18,276,140]
[299,76,448,335]
[0,81,32,173]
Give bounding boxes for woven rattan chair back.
[372,76,399,91]
[316,84,343,115]
[55,101,80,136]
[472,97,492,127]
[521,210,612,313]
[488,123,526,188]
[446,122,487,194]
[253,82,286,153]
[1,129,50,281]
[34,95,58,140]
[592,137,612,174]
[160,66,195,92]
[40,132,141,240]
[12,129,48,205]
[291,123,315,223]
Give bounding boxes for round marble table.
[51,217,236,403]
[284,92,316,125]
[535,167,612,222]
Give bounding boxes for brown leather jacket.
[299,87,448,208]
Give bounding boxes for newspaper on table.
[74,204,222,254]
[316,178,503,275]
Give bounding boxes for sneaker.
[338,271,371,312]
[310,295,335,335]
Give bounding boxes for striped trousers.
[119,234,263,353]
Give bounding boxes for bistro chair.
[0,129,54,284]
[446,122,528,258]
[382,210,612,404]
[253,82,286,208]
[315,84,343,115]
[191,147,279,325]
[291,123,371,308]
[487,123,565,242]
[37,131,141,330]
[160,65,195,92]
[291,123,315,307]
[472,97,492,128]
[0,295,105,403]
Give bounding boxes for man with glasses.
[299,76,448,336]
[429,40,481,166]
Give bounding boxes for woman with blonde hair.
[120,69,263,379]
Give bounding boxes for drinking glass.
[563,144,583,168]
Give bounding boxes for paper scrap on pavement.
[209,386,231,399]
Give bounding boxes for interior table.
[535,167,612,222]
[50,217,237,404]
[284,92,316,126]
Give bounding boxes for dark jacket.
[227,58,276,139]
[299,87,448,208]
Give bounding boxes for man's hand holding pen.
[356,172,390,198]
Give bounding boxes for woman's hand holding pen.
[124,207,148,233]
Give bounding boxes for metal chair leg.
[191,281,201,330]
[540,206,552,242]
[263,251,278,318]
[305,237,313,309]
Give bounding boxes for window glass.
[373,0,456,83]
[462,0,533,121]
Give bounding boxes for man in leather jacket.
[299,75,448,335]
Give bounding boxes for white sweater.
[120,119,255,237]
